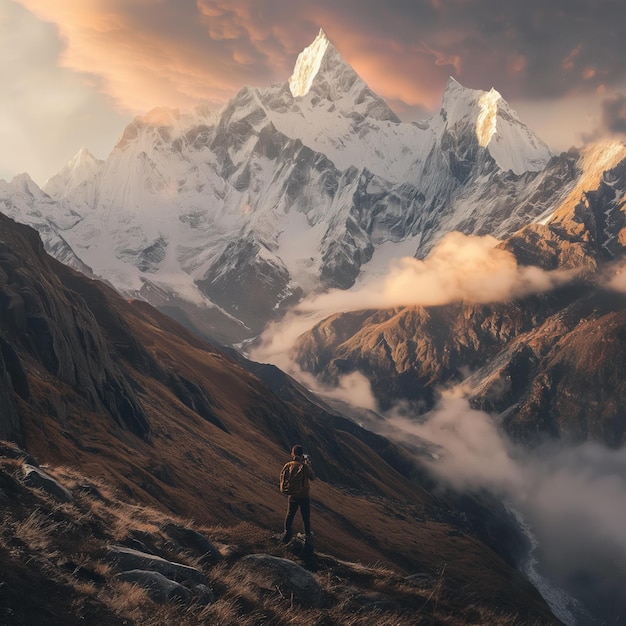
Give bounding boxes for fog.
[250,233,624,624]
[297,232,573,314]
[607,261,626,293]
[252,232,574,369]
[385,389,626,624]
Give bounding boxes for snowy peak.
[44,148,103,199]
[476,89,501,147]
[288,27,361,103]
[282,27,400,132]
[440,77,552,174]
[289,28,330,97]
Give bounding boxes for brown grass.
[0,455,560,626]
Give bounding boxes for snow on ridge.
[440,77,552,174]
[15,31,572,344]
[476,89,501,147]
[289,29,330,97]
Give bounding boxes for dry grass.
[14,509,63,551]
[0,456,560,626]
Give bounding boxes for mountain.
[288,144,626,624]
[293,141,626,447]
[0,213,559,624]
[3,30,569,344]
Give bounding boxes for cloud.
[0,1,127,184]
[389,387,523,490]
[582,92,626,143]
[601,93,626,134]
[297,233,573,315]
[250,231,574,416]
[606,262,626,293]
[14,0,626,116]
[386,387,626,623]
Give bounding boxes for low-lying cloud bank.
[252,233,575,368]
[387,388,626,625]
[297,233,574,315]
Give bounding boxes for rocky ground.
[0,442,559,626]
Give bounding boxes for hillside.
[0,214,558,623]
[0,443,559,626]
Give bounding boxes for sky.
[2,0,626,185]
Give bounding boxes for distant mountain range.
[0,28,588,345]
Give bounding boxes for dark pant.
[284,496,311,536]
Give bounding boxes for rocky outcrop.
[22,464,73,502]
[294,300,558,412]
[0,213,150,441]
[233,554,326,608]
[161,522,221,566]
[108,545,214,605]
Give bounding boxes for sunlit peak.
[476,88,501,147]
[289,28,330,98]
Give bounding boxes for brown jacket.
[280,460,315,497]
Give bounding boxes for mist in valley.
[250,236,626,625]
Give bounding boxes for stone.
[107,545,206,585]
[116,570,192,604]
[234,553,325,608]
[162,522,221,565]
[22,464,73,502]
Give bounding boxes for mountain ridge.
[2,30,569,344]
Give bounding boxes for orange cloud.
[583,66,597,80]
[14,0,625,130]
[16,0,286,112]
[297,233,575,315]
[14,0,449,115]
[508,53,528,75]
[562,45,582,71]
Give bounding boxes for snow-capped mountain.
[3,30,575,343]
[0,174,91,274]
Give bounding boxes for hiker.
[280,444,315,543]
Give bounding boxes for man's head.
[291,444,304,459]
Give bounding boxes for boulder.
[162,522,221,565]
[116,570,192,604]
[22,464,73,502]
[234,554,325,608]
[107,545,206,585]
[190,583,215,605]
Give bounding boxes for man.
[280,444,315,543]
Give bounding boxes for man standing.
[280,444,315,543]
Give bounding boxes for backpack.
[279,461,306,496]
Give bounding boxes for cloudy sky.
[2,0,626,184]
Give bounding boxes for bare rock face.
[294,301,551,412]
